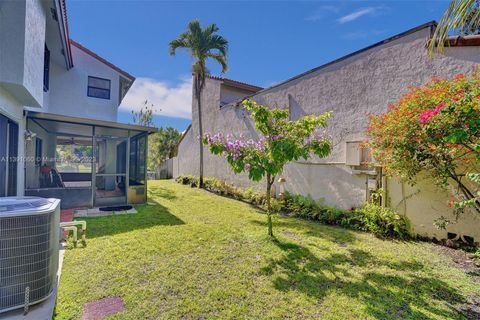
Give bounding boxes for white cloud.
[305,5,339,22]
[120,76,192,119]
[337,7,377,24]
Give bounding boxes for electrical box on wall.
[345,141,361,166]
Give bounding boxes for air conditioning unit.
[0,197,60,313]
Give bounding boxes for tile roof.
[445,34,480,47]
[207,75,263,92]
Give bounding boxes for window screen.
[35,138,42,166]
[87,76,111,99]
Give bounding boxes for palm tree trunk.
[195,74,204,188]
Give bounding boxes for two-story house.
[0,0,155,208]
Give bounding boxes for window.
[43,45,50,92]
[87,76,111,99]
[35,138,42,166]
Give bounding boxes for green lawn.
[55,180,479,319]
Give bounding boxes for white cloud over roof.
[120,76,192,119]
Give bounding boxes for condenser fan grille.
[0,212,58,312]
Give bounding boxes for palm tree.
[169,20,228,188]
[429,0,480,53]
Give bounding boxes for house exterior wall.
[0,86,26,196]
[43,45,121,122]
[0,0,46,107]
[176,25,480,241]
[0,0,134,199]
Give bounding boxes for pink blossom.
[419,102,446,124]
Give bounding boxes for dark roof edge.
[57,0,73,69]
[70,40,136,82]
[244,20,438,99]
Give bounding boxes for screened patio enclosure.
[24,111,156,209]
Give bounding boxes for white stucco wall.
[0,86,26,196]
[44,45,121,121]
[0,0,46,107]
[176,25,480,241]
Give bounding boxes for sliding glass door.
[94,135,127,206]
[0,114,18,197]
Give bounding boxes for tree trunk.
[195,75,204,188]
[450,174,480,213]
[266,173,273,237]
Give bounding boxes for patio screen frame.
[25,112,153,208]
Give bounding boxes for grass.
[55,180,480,319]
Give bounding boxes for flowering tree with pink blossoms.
[368,68,480,226]
[203,100,332,236]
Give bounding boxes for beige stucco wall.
[176,25,480,241]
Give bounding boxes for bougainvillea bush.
[203,100,332,236]
[367,67,480,225]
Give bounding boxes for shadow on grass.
[148,185,178,200]
[251,218,358,245]
[261,239,473,319]
[80,189,184,239]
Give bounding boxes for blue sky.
[67,0,449,131]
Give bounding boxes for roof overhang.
[55,0,73,69]
[445,35,480,47]
[26,111,157,134]
[70,40,136,82]
[206,75,262,92]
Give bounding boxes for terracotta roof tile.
[445,35,480,47]
[206,75,262,92]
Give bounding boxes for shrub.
[357,203,411,238]
[367,68,480,219]
[175,176,411,239]
[284,192,411,239]
[175,175,276,211]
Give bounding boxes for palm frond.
[429,0,479,54]
[168,34,190,56]
[170,19,229,77]
[204,23,220,37]
[207,53,228,74]
[207,35,229,57]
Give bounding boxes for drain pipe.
[60,221,87,247]
[61,226,78,247]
